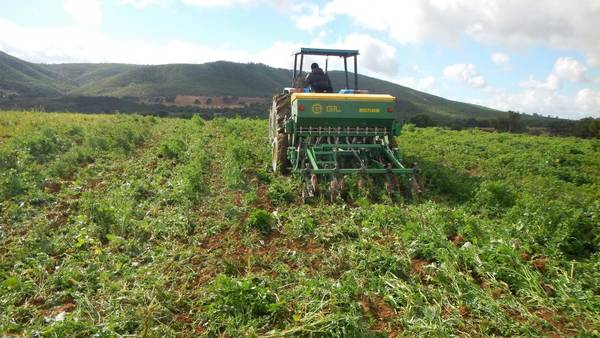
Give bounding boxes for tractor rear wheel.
[270,93,291,136]
[270,93,291,175]
[272,132,289,175]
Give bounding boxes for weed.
[191,114,205,127]
[0,169,27,199]
[1,113,598,337]
[473,181,516,215]
[0,148,18,170]
[202,275,287,335]
[158,137,187,160]
[245,209,274,235]
[267,179,296,206]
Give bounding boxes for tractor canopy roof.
[294,48,359,57]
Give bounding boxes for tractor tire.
[270,93,291,175]
[272,133,290,175]
[270,93,291,136]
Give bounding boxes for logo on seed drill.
[311,103,323,114]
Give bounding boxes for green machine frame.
[271,48,417,199]
[286,93,414,196]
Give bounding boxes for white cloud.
[443,63,487,88]
[575,88,600,114]
[480,57,598,119]
[482,85,599,119]
[398,76,437,93]
[317,30,328,39]
[520,74,560,91]
[298,33,399,80]
[293,4,335,31]
[0,17,307,71]
[182,0,254,7]
[0,17,400,92]
[492,52,510,67]
[479,86,576,118]
[519,57,588,92]
[553,57,588,82]
[119,0,169,8]
[63,0,102,26]
[337,33,398,77]
[311,0,600,65]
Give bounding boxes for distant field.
[0,111,598,336]
[139,95,269,109]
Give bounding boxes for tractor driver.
[305,62,333,93]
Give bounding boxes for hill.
[0,50,505,121]
[0,51,73,97]
[62,62,291,98]
[0,112,598,336]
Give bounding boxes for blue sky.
[0,0,599,119]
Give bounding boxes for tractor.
[269,48,420,201]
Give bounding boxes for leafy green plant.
[473,180,516,215]
[0,148,18,170]
[267,179,296,206]
[158,137,187,160]
[191,114,205,127]
[0,169,27,199]
[1,112,598,337]
[21,128,68,163]
[245,209,273,235]
[203,275,287,334]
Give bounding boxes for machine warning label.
[359,108,381,113]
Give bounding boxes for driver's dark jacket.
[305,68,333,93]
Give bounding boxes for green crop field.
[0,111,598,337]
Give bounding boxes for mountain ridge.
[2,50,503,121]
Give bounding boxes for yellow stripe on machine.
[291,93,396,102]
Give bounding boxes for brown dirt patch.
[448,234,464,247]
[44,180,62,194]
[46,211,69,228]
[29,297,45,307]
[254,180,272,210]
[491,287,504,299]
[54,303,76,313]
[232,191,242,206]
[467,167,480,177]
[520,252,531,261]
[192,266,217,286]
[541,283,556,297]
[534,308,568,337]
[46,201,73,228]
[359,295,398,336]
[411,258,430,275]
[86,178,104,190]
[200,231,229,251]
[41,302,77,316]
[531,257,549,271]
[284,239,321,254]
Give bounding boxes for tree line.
[407,111,600,138]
